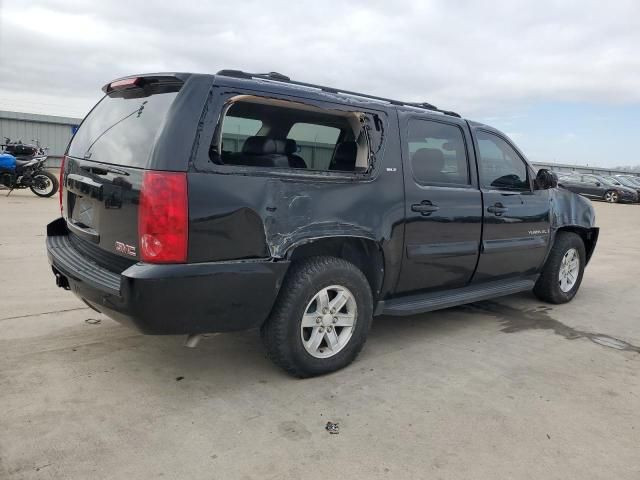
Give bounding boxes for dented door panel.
[187,164,406,296]
[187,86,406,297]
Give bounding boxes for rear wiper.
[83,101,147,159]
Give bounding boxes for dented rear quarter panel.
[187,77,407,297]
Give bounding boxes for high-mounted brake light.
[138,171,188,263]
[59,155,65,215]
[109,78,140,90]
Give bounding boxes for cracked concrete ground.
[1,190,639,480]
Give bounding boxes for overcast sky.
[1,0,639,166]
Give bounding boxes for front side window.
[476,131,529,191]
[406,119,469,185]
[581,175,599,185]
[212,96,371,173]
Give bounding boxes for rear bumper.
[46,218,289,334]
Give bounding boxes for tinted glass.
[581,175,600,185]
[476,131,529,190]
[593,175,612,185]
[619,176,640,187]
[68,90,179,168]
[407,119,469,185]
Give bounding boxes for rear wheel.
[261,256,373,377]
[30,171,58,197]
[533,232,586,304]
[603,190,619,203]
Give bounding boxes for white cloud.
[0,0,639,118]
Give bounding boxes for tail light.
[59,155,65,215]
[138,171,188,263]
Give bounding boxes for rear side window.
[286,123,341,170]
[68,88,179,168]
[212,96,371,173]
[476,131,529,191]
[220,117,263,153]
[407,119,469,185]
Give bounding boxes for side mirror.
[535,169,558,190]
[595,182,601,187]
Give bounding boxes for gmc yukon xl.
[47,70,599,377]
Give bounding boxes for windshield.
[68,89,179,168]
[622,176,640,186]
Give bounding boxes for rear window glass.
[68,90,178,168]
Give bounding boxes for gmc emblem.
[115,241,137,257]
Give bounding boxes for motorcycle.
[0,138,59,197]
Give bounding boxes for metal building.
[530,161,639,177]
[0,110,82,168]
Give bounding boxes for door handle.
[411,201,439,215]
[487,202,508,215]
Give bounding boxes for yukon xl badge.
[115,241,137,257]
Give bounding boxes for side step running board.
[379,277,537,316]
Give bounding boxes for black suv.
[47,71,599,377]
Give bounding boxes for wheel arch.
[285,236,385,301]
[555,226,599,264]
[603,189,618,202]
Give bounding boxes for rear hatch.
[62,75,186,270]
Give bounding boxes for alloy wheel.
[300,285,357,359]
[558,248,580,293]
[604,191,618,203]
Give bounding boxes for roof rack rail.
[215,69,461,118]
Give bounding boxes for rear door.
[396,114,482,294]
[471,128,551,282]
[62,76,189,265]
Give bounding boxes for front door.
[396,115,482,294]
[579,175,606,198]
[471,129,551,282]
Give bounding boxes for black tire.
[603,190,619,203]
[261,256,373,378]
[533,232,586,304]
[30,171,59,197]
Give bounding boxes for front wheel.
[261,256,373,377]
[603,190,619,203]
[533,232,586,304]
[30,171,59,197]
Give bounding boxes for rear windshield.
[68,89,179,168]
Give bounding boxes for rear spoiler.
[102,73,190,94]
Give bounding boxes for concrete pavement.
[1,190,638,479]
